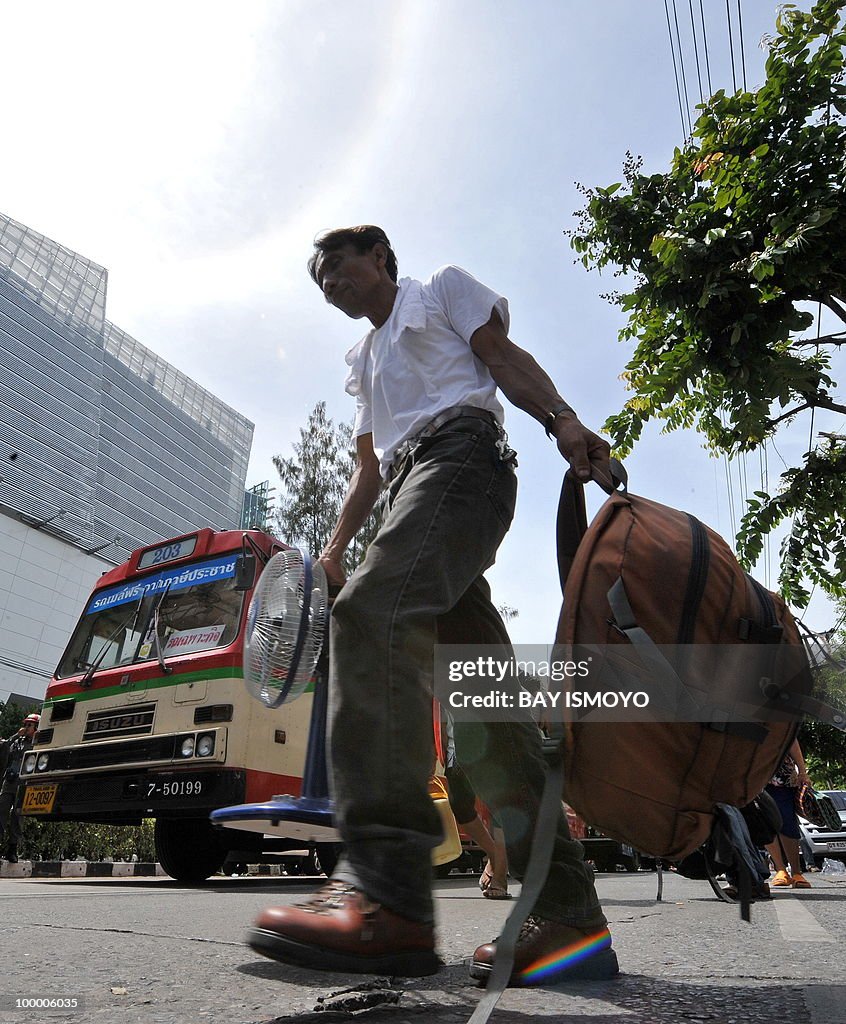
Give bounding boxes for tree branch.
[766,396,846,430]
[820,295,846,325]
[815,395,846,415]
[767,402,812,428]
[792,331,846,348]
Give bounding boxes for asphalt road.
[1,868,845,1024]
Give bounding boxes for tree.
[0,701,27,741]
[800,602,846,787]
[570,0,846,606]
[273,402,381,572]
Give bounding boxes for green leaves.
[569,0,846,606]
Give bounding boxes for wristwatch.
[544,401,576,438]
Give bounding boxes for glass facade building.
[241,480,275,531]
[0,212,254,562]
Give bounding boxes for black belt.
[413,405,497,439]
[389,406,499,478]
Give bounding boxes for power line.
[664,0,690,137]
[808,302,823,452]
[671,0,693,134]
[739,450,749,517]
[736,0,748,89]
[759,443,770,588]
[723,452,737,541]
[782,301,828,585]
[698,0,713,94]
[721,409,738,540]
[725,0,738,92]
[687,0,705,104]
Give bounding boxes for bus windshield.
[56,553,245,679]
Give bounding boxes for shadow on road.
[235,957,837,1024]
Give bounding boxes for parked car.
[797,790,846,868]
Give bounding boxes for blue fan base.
[210,796,338,842]
[211,649,338,842]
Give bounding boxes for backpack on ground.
[675,790,782,880]
[673,794,780,914]
[553,462,844,866]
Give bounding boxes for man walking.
[249,226,617,986]
[0,712,39,863]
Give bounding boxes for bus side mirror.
[233,554,256,591]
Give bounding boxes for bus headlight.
[36,753,50,772]
[180,736,195,758]
[195,733,215,758]
[22,754,37,774]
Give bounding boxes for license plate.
[827,841,846,851]
[145,777,204,799]
[22,784,58,815]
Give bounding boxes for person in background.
[442,717,509,899]
[765,738,812,889]
[0,712,39,863]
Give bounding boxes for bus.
[16,528,323,882]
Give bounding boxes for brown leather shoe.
[247,880,440,977]
[471,915,618,987]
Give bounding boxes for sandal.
[479,863,510,900]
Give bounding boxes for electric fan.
[212,546,337,848]
[243,547,329,708]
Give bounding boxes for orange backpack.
[554,464,842,861]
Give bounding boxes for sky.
[2,1,841,642]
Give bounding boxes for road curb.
[2,861,302,879]
[0,860,167,878]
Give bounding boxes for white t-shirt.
[344,266,507,478]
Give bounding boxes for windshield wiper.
[80,596,144,688]
[151,583,173,676]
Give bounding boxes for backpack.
[673,792,781,917]
[460,467,836,1024]
[553,462,844,863]
[675,791,781,878]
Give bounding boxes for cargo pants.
[329,415,606,929]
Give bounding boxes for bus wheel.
[314,843,343,877]
[155,818,227,883]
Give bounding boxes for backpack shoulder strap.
[556,459,628,595]
[556,471,587,594]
